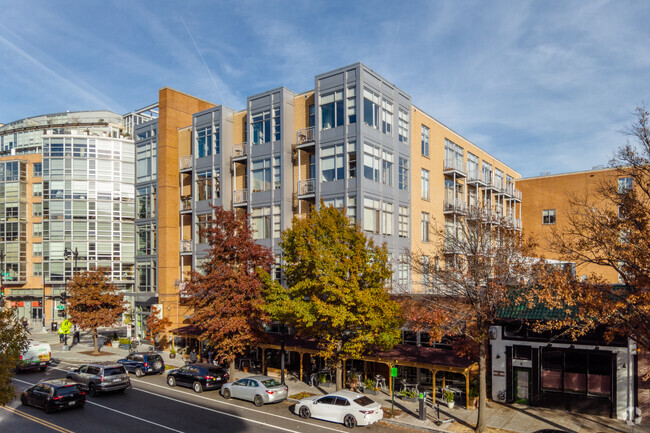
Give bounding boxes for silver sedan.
[220,375,288,407]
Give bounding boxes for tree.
[146,305,172,350]
[264,204,402,390]
[67,268,126,354]
[532,106,650,351]
[0,307,29,405]
[183,206,274,377]
[403,207,537,433]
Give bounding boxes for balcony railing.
[297,126,315,145]
[181,239,192,253]
[233,142,246,158]
[443,158,466,175]
[180,196,192,212]
[297,178,316,196]
[443,200,466,214]
[179,155,193,170]
[234,189,247,204]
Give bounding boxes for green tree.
[0,307,29,405]
[264,204,402,390]
[67,268,126,354]
[183,206,274,378]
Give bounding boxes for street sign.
[56,305,65,310]
[1,272,8,276]
[59,319,72,334]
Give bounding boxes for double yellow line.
[0,405,74,433]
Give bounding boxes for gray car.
[66,362,130,396]
[220,375,288,407]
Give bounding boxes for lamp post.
[62,247,79,351]
[0,251,5,307]
[280,325,287,385]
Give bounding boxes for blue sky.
[1,1,648,178]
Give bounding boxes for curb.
[381,418,448,432]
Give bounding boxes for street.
[3,361,418,433]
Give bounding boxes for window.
[33,182,42,197]
[482,161,492,183]
[363,197,380,233]
[33,162,42,177]
[382,151,393,186]
[33,222,43,237]
[321,145,344,182]
[33,262,43,277]
[363,144,380,182]
[381,100,393,135]
[347,87,356,124]
[273,107,281,141]
[445,139,463,169]
[197,214,210,244]
[421,125,429,157]
[399,157,409,191]
[197,170,213,200]
[251,111,271,145]
[513,345,532,360]
[308,104,315,127]
[33,203,42,217]
[137,186,156,219]
[196,126,212,158]
[363,88,380,129]
[618,177,633,193]
[398,109,409,143]
[33,243,43,257]
[543,209,556,225]
[421,212,429,242]
[252,159,271,192]
[399,206,409,238]
[421,256,431,289]
[251,207,271,239]
[347,196,356,224]
[273,157,281,190]
[320,90,343,130]
[382,202,393,235]
[468,153,479,179]
[421,169,429,200]
[398,254,409,287]
[274,256,282,281]
[273,205,281,238]
[348,152,356,179]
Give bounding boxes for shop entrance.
[514,367,531,404]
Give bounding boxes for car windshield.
[104,367,126,376]
[353,396,375,406]
[261,379,281,388]
[55,385,80,396]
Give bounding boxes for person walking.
[189,348,198,364]
[310,358,319,387]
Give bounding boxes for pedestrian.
[310,358,319,387]
[189,348,198,364]
[208,348,215,365]
[21,317,28,329]
[131,336,137,352]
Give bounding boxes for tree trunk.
[92,329,99,354]
[475,338,487,433]
[335,361,343,391]
[229,357,236,380]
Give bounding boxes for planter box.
[399,396,417,403]
[364,389,378,395]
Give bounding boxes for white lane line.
[12,378,184,433]
[53,362,346,433]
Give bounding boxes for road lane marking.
[0,405,75,433]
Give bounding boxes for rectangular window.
[399,206,409,238]
[321,144,344,182]
[363,143,380,182]
[273,156,281,190]
[196,126,212,158]
[347,196,356,225]
[348,152,356,179]
[347,87,356,124]
[308,104,315,127]
[421,256,431,289]
[382,151,393,186]
[399,157,409,191]
[398,108,409,143]
[33,162,42,177]
[543,209,556,225]
[33,243,43,257]
[618,177,633,193]
[252,159,271,192]
[421,125,429,157]
[33,182,42,197]
[398,254,409,288]
[468,153,479,180]
[197,170,213,201]
[273,205,281,238]
[251,207,271,239]
[421,169,430,200]
[421,212,429,242]
[363,198,380,233]
[445,139,464,169]
[363,88,380,129]
[382,202,393,236]
[482,161,492,183]
[33,202,43,217]
[273,107,281,141]
[33,262,43,277]
[33,222,43,237]
[381,100,393,135]
[251,111,271,145]
[320,90,344,130]
[196,214,210,244]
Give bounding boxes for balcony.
[297,126,315,147]
[443,158,467,177]
[297,178,316,197]
[180,239,192,255]
[486,177,504,193]
[179,156,193,171]
[233,142,247,159]
[467,170,490,186]
[443,200,467,215]
[234,189,247,205]
[180,196,192,213]
[466,206,489,221]
[505,186,522,201]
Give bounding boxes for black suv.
[117,352,165,377]
[67,362,130,396]
[21,379,85,413]
[166,363,229,393]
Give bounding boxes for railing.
[467,169,482,183]
[234,189,247,204]
[297,178,316,196]
[179,156,193,170]
[180,196,192,212]
[490,177,504,192]
[443,200,466,214]
[233,142,246,158]
[181,239,192,253]
[296,126,315,145]
[443,158,466,175]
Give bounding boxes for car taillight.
[100,377,104,382]
[266,390,275,395]
[52,396,62,401]
[205,375,214,380]
[144,362,148,368]
[19,355,23,360]
[80,391,85,395]
[360,410,374,414]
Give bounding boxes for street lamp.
[62,247,79,351]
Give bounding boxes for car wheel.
[167,376,176,387]
[153,361,163,370]
[253,395,264,407]
[193,382,203,393]
[299,406,311,419]
[222,388,231,399]
[135,368,144,377]
[20,395,27,406]
[88,384,97,397]
[343,414,357,429]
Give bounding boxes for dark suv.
[117,352,165,377]
[67,362,130,396]
[166,363,229,393]
[21,379,85,413]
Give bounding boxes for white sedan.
[294,390,383,428]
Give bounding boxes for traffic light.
[60,292,67,305]
[0,287,4,296]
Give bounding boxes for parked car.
[166,363,229,393]
[294,390,383,428]
[66,362,130,396]
[220,375,288,407]
[17,341,51,371]
[21,379,85,413]
[117,352,165,376]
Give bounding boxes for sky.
[1,0,649,178]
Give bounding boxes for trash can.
[51,322,58,332]
[418,392,427,421]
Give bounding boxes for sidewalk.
[27,325,650,433]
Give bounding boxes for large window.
[363,89,380,129]
[196,126,212,158]
[421,125,429,157]
[618,177,633,193]
[398,254,409,287]
[347,87,356,124]
[273,157,281,190]
[541,349,612,396]
[363,144,380,182]
[136,223,156,255]
[251,207,271,239]
[273,205,281,238]
[197,170,213,200]
[33,222,42,237]
[382,202,393,236]
[445,139,463,168]
[136,142,157,182]
[468,153,479,179]
[320,91,343,130]
[399,206,409,238]
[33,162,42,177]
[251,111,271,145]
[381,100,393,135]
[363,197,380,234]
[136,260,156,292]
[33,203,42,217]
[382,151,393,186]
[273,107,281,141]
[421,169,429,200]
[252,159,271,192]
[33,182,42,197]
[197,214,210,244]
[137,186,156,219]
[309,104,315,127]
[398,109,409,143]
[321,145,344,182]
[421,212,429,242]
[399,157,409,191]
[543,209,556,225]
[347,196,356,224]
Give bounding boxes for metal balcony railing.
[180,196,192,212]
[234,189,247,204]
[443,200,467,214]
[297,178,316,196]
[179,156,193,170]
[181,239,192,253]
[443,158,466,175]
[297,126,315,145]
[233,142,246,158]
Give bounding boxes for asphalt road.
[3,361,419,433]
